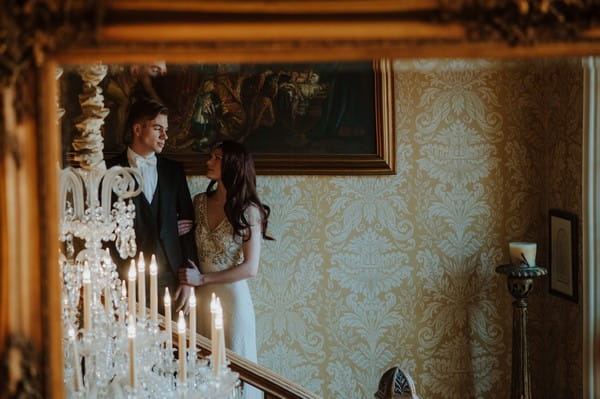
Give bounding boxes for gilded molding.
[0,0,102,127]
[0,334,43,399]
[440,0,600,45]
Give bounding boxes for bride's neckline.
[204,194,227,233]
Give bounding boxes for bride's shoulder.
[244,203,263,225]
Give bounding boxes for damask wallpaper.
[187,58,583,398]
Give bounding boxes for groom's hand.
[174,284,193,315]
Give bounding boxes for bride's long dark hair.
[206,141,274,241]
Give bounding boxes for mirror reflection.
[60,57,583,399]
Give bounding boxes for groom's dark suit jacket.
[107,152,198,286]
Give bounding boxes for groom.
[107,98,198,313]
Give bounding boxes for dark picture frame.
[61,59,395,175]
[548,209,578,303]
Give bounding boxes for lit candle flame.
[178,311,186,333]
[210,293,217,313]
[137,252,145,272]
[164,287,171,306]
[190,290,196,307]
[82,262,91,283]
[149,254,157,275]
[128,260,136,280]
[128,316,136,338]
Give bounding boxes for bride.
[179,140,273,399]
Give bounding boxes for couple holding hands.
[107,99,272,398]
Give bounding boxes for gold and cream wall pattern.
[186,57,583,399]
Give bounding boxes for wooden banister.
[160,315,321,399]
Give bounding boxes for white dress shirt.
[127,147,158,203]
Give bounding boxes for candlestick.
[164,288,172,351]
[178,310,186,384]
[82,262,91,331]
[68,327,83,392]
[128,260,136,322]
[149,255,158,323]
[128,315,137,389]
[137,252,146,321]
[189,289,197,352]
[509,242,537,267]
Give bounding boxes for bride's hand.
[174,284,193,314]
[178,259,204,286]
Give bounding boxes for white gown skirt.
[196,279,262,399]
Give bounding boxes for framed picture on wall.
[548,209,578,303]
[61,60,395,175]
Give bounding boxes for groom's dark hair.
[124,98,168,144]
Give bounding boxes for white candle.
[120,280,127,322]
[217,299,226,369]
[104,283,112,316]
[128,260,136,322]
[210,293,217,363]
[68,327,83,392]
[189,290,196,351]
[178,311,186,384]
[82,263,91,331]
[149,255,158,323]
[128,316,137,389]
[213,300,224,376]
[137,253,146,321]
[509,242,537,267]
[104,249,112,315]
[164,288,172,351]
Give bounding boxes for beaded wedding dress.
[193,193,262,399]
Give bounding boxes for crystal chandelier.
[58,64,240,398]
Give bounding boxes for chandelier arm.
[59,167,85,220]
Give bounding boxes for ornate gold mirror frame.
[1,1,600,397]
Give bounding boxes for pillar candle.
[509,242,537,267]
[137,252,146,321]
[149,255,158,323]
[164,288,172,351]
[128,316,136,389]
[68,327,83,392]
[128,260,136,322]
[82,263,91,331]
[189,290,196,352]
[178,311,186,384]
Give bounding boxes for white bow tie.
[134,154,157,168]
